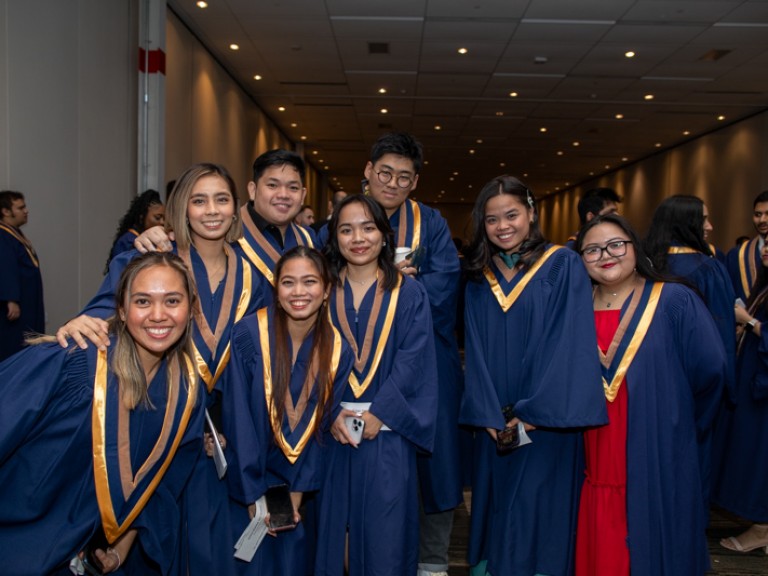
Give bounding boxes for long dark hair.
[464,175,547,281]
[576,214,670,284]
[323,194,399,291]
[644,195,711,272]
[105,189,162,272]
[272,246,335,436]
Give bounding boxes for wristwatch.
[746,318,758,332]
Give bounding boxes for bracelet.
[106,547,122,570]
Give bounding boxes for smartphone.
[265,484,296,532]
[344,415,365,443]
[496,404,520,452]
[81,527,109,575]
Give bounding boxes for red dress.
[575,309,630,576]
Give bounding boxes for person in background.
[575,214,726,576]
[294,204,316,229]
[105,189,165,271]
[712,241,768,554]
[0,190,44,361]
[460,175,607,576]
[0,252,204,574]
[565,187,622,249]
[224,246,353,575]
[726,190,768,302]
[316,194,438,576]
[312,190,347,233]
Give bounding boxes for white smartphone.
[344,415,365,443]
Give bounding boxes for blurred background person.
[105,189,165,272]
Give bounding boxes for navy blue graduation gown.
[0,344,204,575]
[88,244,268,576]
[110,229,140,262]
[712,286,768,522]
[0,223,44,360]
[726,236,760,302]
[460,246,607,576]
[315,275,439,576]
[223,307,353,575]
[612,282,726,575]
[390,199,465,512]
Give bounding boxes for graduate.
[223,246,353,575]
[105,189,165,272]
[315,194,438,576]
[712,241,768,554]
[57,162,268,576]
[725,190,768,302]
[574,214,727,575]
[459,175,607,576]
[0,252,204,575]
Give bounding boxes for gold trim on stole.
[667,246,699,255]
[738,237,759,298]
[482,245,563,312]
[601,282,663,402]
[336,274,402,398]
[0,222,39,267]
[257,308,342,464]
[92,350,198,543]
[194,257,253,392]
[396,199,422,252]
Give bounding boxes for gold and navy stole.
[0,222,39,267]
[92,349,198,543]
[394,199,422,253]
[237,205,314,286]
[482,245,562,312]
[738,287,768,354]
[598,280,663,402]
[737,236,760,299]
[332,270,402,398]
[179,245,252,393]
[256,308,343,464]
[667,244,717,257]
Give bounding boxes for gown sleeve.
[368,279,438,453]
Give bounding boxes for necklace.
[347,275,376,286]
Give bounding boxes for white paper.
[517,422,533,447]
[234,496,268,562]
[205,409,228,479]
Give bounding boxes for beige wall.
[538,111,768,250]
[0,0,137,329]
[165,11,326,208]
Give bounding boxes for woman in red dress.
[574,214,727,576]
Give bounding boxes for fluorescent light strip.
[494,72,566,78]
[520,18,615,25]
[713,22,768,27]
[331,16,424,22]
[641,76,713,82]
[345,70,417,75]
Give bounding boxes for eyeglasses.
[581,239,631,262]
[374,170,414,189]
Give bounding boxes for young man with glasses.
[363,132,464,576]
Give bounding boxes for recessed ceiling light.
[683,130,690,135]
[469,149,475,154]
[557,151,564,156]
[496,111,504,116]
[458,47,468,55]
[380,108,388,114]
[196,1,208,8]
[644,94,654,100]
[468,185,473,189]
[523,173,528,178]
[378,88,387,94]
[460,197,465,201]
[539,127,547,133]
[434,125,442,131]
[476,139,483,144]
[290,122,297,128]
[229,44,240,51]
[253,74,262,81]
[300,135,307,141]
[453,171,459,176]
[615,113,624,119]
[718,115,726,121]
[605,165,611,169]
[449,177,455,181]
[500,162,506,167]
[625,51,635,58]
[572,141,580,147]
[318,159,324,163]
[324,166,329,170]
[655,142,662,147]
[312,150,318,155]
[278,106,286,112]
[509,91,518,97]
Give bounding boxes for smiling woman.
[0,252,204,575]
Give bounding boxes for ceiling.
[167,0,768,205]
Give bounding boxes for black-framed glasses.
[581,239,631,262]
[375,170,413,189]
